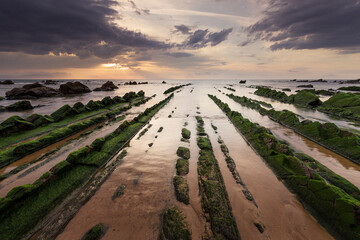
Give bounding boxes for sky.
[0,0,359,80]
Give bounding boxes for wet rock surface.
[59,81,91,95]
[6,83,60,99]
[93,81,118,91]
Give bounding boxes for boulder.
[0,80,14,84]
[297,84,314,88]
[124,81,137,85]
[43,80,57,85]
[6,101,33,111]
[22,82,43,89]
[5,83,59,99]
[239,80,246,84]
[59,81,91,95]
[93,81,118,91]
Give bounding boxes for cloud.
[174,25,192,35]
[164,52,193,58]
[245,0,360,53]
[128,0,150,15]
[180,28,233,48]
[0,0,167,59]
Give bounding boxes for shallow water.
[1,80,358,239]
[56,85,333,240]
[0,96,161,197]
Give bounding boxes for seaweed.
[196,116,241,240]
[163,84,191,94]
[173,176,189,204]
[81,223,108,240]
[160,206,191,240]
[209,94,360,240]
[176,147,190,160]
[181,128,191,139]
[0,94,174,240]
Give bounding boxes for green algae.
[181,128,191,139]
[0,94,174,240]
[227,94,360,164]
[160,206,191,240]
[196,116,241,240]
[173,176,190,204]
[176,147,190,160]
[81,223,108,240]
[209,94,360,240]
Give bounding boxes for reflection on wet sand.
[215,90,360,188]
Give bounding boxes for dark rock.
[23,82,43,89]
[311,79,327,82]
[297,84,313,88]
[239,80,246,84]
[59,81,91,95]
[254,222,265,233]
[162,81,167,84]
[124,81,137,85]
[44,80,57,85]
[0,80,14,84]
[6,101,33,111]
[6,83,59,99]
[93,81,118,91]
[345,79,360,84]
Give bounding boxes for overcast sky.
[0,0,359,79]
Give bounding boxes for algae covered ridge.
[0,91,151,169]
[209,94,360,240]
[0,94,174,240]
[227,93,360,164]
[254,87,360,121]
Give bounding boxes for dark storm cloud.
[0,0,166,59]
[181,28,233,48]
[174,25,192,35]
[246,0,360,52]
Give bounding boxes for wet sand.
[57,87,333,240]
[2,82,357,239]
[0,97,161,197]
[215,90,360,188]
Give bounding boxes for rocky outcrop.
[124,81,148,85]
[6,101,33,111]
[0,80,14,84]
[93,81,118,91]
[6,83,59,99]
[59,81,91,95]
[297,84,314,88]
[43,80,57,85]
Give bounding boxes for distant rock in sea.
[297,84,314,88]
[6,82,60,99]
[93,81,119,91]
[5,81,91,99]
[43,80,58,85]
[0,80,14,84]
[59,81,91,95]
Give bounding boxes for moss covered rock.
[176,147,190,160]
[161,206,191,240]
[173,176,189,204]
[176,159,189,176]
[181,128,191,139]
[290,90,322,107]
[81,223,108,240]
[6,100,33,111]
